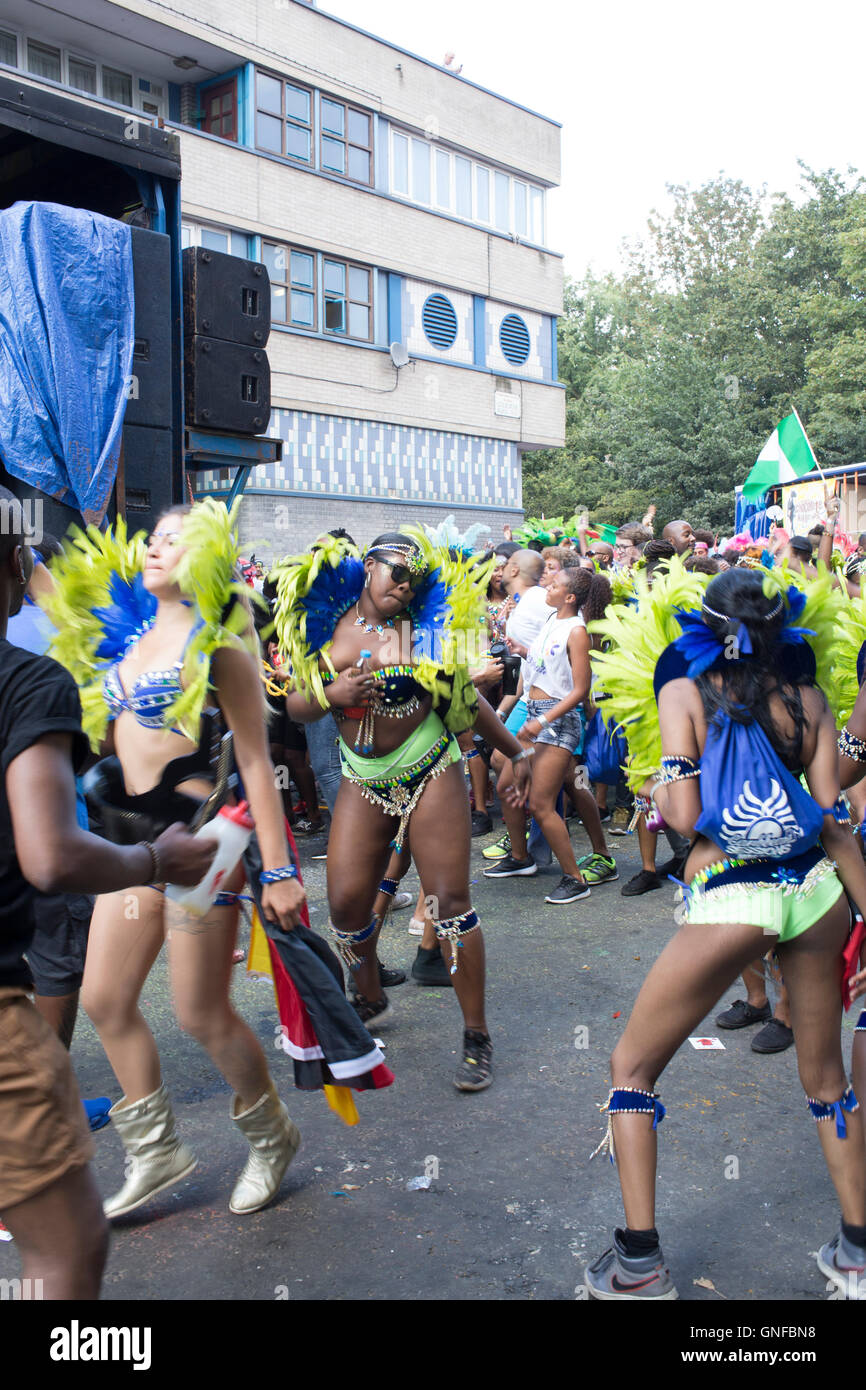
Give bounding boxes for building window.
[27,40,61,83]
[323,259,372,339]
[500,313,531,365]
[103,66,133,106]
[255,71,313,162]
[263,244,317,329]
[389,128,546,241]
[320,100,373,184]
[422,293,459,351]
[184,222,254,259]
[68,56,97,94]
[0,30,17,67]
[202,78,237,140]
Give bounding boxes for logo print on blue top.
[720,780,804,858]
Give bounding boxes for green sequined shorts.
[679,852,844,942]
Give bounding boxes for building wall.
[177,131,563,317]
[112,0,561,183]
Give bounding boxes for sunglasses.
[378,558,425,589]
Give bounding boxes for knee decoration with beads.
[378,877,398,897]
[329,916,378,972]
[591,1086,666,1165]
[806,1084,859,1138]
[464,748,480,761]
[856,1011,866,1033]
[433,909,479,975]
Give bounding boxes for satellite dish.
[389,341,410,369]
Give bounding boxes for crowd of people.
[3,483,866,1304]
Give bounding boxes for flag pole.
[791,404,827,486]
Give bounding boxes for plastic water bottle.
[165,801,255,916]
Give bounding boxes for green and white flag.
[742,410,818,500]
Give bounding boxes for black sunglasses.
[378,558,425,589]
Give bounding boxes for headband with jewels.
[366,543,427,576]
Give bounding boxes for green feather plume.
[588,557,708,789]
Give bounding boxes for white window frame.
[388,127,546,243]
[182,221,255,260]
[0,25,165,118]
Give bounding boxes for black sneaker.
[454,1030,493,1091]
[544,874,591,904]
[351,994,394,1030]
[349,963,407,996]
[411,945,453,987]
[471,810,493,836]
[483,853,538,878]
[715,998,772,1029]
[655,854,686,880]
[621,869,661,896]
[751,1018,794,1053]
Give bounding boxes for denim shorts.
[525,698,586,751]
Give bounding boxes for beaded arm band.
[839,727,866,763]
[260,865,299,884]
[656,754,700,786]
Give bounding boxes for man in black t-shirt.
[0,487,216,1298]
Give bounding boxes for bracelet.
[536,713,551,729]
[839,727,866,763]
[512,747,535,764]
[140,841,162,884]
[260,865,299,884]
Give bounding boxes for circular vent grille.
[499,313,531,365]
[422,293,458,350]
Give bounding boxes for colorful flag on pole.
[742,410,818,500]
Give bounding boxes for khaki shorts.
[0,986,93,1212]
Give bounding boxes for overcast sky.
[321,0,865,280]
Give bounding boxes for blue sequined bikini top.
[104,621,204,731]
[322,664,428,708]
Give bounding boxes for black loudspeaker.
[182,246,271,434]
[120,425,174,537]
[125,226,173,429]
[182,246,270,346]
[184,338,271,433]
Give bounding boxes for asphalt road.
[2,817,856,1303]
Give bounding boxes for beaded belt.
[342,732,453,851]
[678,845,833,912]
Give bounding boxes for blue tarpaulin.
[0,201,134,525]
[734,488,770,539]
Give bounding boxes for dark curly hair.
[560,566,612,625]
[695,569,816,766]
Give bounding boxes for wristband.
[260,865,299,884]
[512,747,535,764]
[536,713,551,729]
[140,841,162,884]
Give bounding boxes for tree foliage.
[524,167,866,532]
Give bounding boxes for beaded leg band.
[464,748,480,761]
[806,1084,859,1138]
[591,1086,666,1164]
[379,877,398,897]
[433,909,479,975]
[856,1012,866,1033]
[329,915,378,972]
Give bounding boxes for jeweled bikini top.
[103,621,204,731]
[321,664,427,709]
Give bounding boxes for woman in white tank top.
[487,569,598,904]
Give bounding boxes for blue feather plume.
[303,556,364,652]
[672,608,726,677]
[93,572,157,661]
[408,567,449,662]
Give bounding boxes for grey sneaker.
[483,853,537,878]
[817,1229,866,1298]
[586,1232,678,1301]
[544,874,590,904]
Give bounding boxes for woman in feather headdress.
[584,561,866,1301]
[47,500,308,1220]
[273,529,532,1091]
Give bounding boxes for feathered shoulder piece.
[757,561,847,717]
[823,571,866,727]
[169,498,263,737]
[513,515,564,548]
[271,535,365,709]
[47,498,260,748]
[588,557,708,788]
[46,518,152,747]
